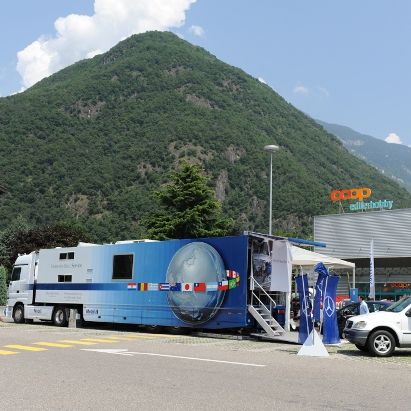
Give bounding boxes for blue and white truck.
[3,233,304,337]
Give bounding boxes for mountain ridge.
[1,31,410,241]
[318,120,411,193]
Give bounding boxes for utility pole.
[263,145,279,235]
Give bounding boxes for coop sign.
[330,187,394,211]
[330,187,372,202]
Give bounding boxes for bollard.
[68,309,82,328]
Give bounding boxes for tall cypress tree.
[143,162,233,240]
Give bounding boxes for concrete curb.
[191,332,252,341]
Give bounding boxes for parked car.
[344,296,411,357]
[337,300,391,337]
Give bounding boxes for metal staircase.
[248,278,285,339]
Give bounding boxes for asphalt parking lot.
[1,320,411,410]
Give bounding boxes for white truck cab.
[5,252,38,322]
[344,296,411,357]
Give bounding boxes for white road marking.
[82,349,266,367]
[82,349,132,356]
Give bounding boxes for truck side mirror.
[405,310,411,317]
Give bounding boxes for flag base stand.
[297,329,329,357]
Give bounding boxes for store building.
[314,208,411,301]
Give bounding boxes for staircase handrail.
[251,277,277,310]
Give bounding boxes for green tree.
[0,266,7,306]
[0,222,89,272]
[143,162,233,239]
[0,216,31,273]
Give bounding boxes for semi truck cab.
[5,252,37,323]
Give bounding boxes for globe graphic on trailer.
[167,242,226,324]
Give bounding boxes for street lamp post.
[264,145,279,235]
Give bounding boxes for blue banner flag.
[313,262,329,322]
[295,274,313,344]
[322,275,340,344]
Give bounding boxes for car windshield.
[386,296,411,313]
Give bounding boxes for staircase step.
[248,304,285,337]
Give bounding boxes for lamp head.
[264,144,279,153]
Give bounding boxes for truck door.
[8,264,30,304]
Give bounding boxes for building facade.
[314,208,411,301]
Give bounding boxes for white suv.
[344,296,411,357]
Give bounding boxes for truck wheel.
[53,306,68,327]
[367,330,395,357]
[13,304,25,324]
[355,344,369,352]
[145,325,162,333]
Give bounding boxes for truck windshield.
[386,296,411,313]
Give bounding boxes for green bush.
[0,266,7,306]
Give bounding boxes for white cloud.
[258,77,267,84]
[188,25,205,37]
[293,84,309,95]
[17,0,197,90]
[385,132,402,144]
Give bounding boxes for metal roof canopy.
[245,231,326,248]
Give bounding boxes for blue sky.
[1,0,410,146]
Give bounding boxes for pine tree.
[143,162,233,240]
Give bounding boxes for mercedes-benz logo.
[324,296,335,317]
[302,296,311,316]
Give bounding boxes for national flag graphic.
[181,282,193,292]
[206,282,218,291]
[148,283,158,291]
[228,279,236,289]
[218,280,228,291]
[158,283,170,291]
[194,282,206,292]
[226,270,238,278]
[127,282,137,290]
[137,282,148,291]
[169,282,181,292]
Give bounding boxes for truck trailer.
[3,233,298,338]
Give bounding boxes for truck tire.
[367,330,395,357]
[12,304,25,324]
[145,325,162,333]
[53,306,68,327]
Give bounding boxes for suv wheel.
[367,330,395,357]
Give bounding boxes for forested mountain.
[318,120,411,193]
[1,31,410,241]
